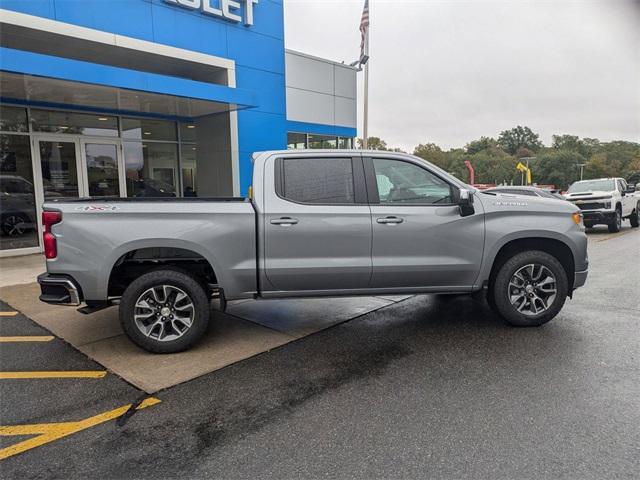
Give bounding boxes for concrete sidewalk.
[0,253,45,288]
[0,255,410,393]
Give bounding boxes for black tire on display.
[608,208,622,233]
[491,250,568,327]
[630,205,639,228]
[119,269,210,353]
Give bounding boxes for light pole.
[576,163,586,181]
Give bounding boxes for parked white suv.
[564,178,639,232]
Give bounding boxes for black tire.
[1,213,31,236]
[119,269,210,353]
[491,250,568,327]
[608,208,621,233]
[630,205,639,228]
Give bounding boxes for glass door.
[35,138,82,200]
[80,139,124,198]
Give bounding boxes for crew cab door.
[364,156,485,290]
[617,179,633,216]
[262,154,372,292]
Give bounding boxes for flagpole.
[362,22,369,149]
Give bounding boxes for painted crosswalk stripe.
[0,336,55,343]
[0,371,107,379]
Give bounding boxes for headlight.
[604,201,611,209]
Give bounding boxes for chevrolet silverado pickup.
[564,178,639,232]
[38,150,589,353]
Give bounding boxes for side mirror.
[455,188,475,217]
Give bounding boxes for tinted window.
[282,158,355,204]
[373,158,452,204]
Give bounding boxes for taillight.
[42,211,62,259]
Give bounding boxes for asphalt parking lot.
[1,225,638,479]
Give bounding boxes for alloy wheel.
[507,264,557,316]
[133,285,195,342]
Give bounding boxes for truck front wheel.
[119,269,210,353]
[491,250,568,327]
[608,209,621,233]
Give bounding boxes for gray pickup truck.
[38,150,588,353]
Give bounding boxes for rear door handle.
[376,216,404,225]
[270,217,299,226]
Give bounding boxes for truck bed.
[44,198,258,302]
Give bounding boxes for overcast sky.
[284,0,640,151]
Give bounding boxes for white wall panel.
[286,88,334,126]
[334,97,357,128]
[285,50,357,129]
[285,52,333,95]
[334,65,357,99]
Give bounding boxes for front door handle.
[270,217,299,226]
[376,216,404,225]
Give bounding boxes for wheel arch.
[485,237,576,295]
[106,240,221,298]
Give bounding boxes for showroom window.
[31,109,118,137]
[287,132,354,150]
[122,118,197,197]
[0,105,38,251]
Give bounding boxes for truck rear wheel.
[630,205,639,228]
[491,250,568,327]
[119,269,210,353]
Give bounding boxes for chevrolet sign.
[164,0,259,26]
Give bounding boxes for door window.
[372,158,452,204]
[84,143,120,197]
[38,141,80,199]
[280,157,355,204]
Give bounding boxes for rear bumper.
[582,210,615,224]
[37,273,82,306]
[574,269,588,289]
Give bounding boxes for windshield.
[568,179,614,193]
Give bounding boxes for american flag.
[359,0,369,66]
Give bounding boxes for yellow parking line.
[0,312,18,317]
[0,397,161,460]
[0,336,55,343]
[0,371,107,379]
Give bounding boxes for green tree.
[413,142,445,164]
[497,126,543,155]
[551,134,596,158]
[536,151,587,189]
[357,137,388,150]
[465,136,497,155]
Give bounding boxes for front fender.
[475,211,587,288]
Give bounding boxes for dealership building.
[0,0,357,256]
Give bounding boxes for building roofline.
[285,48,360,71]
